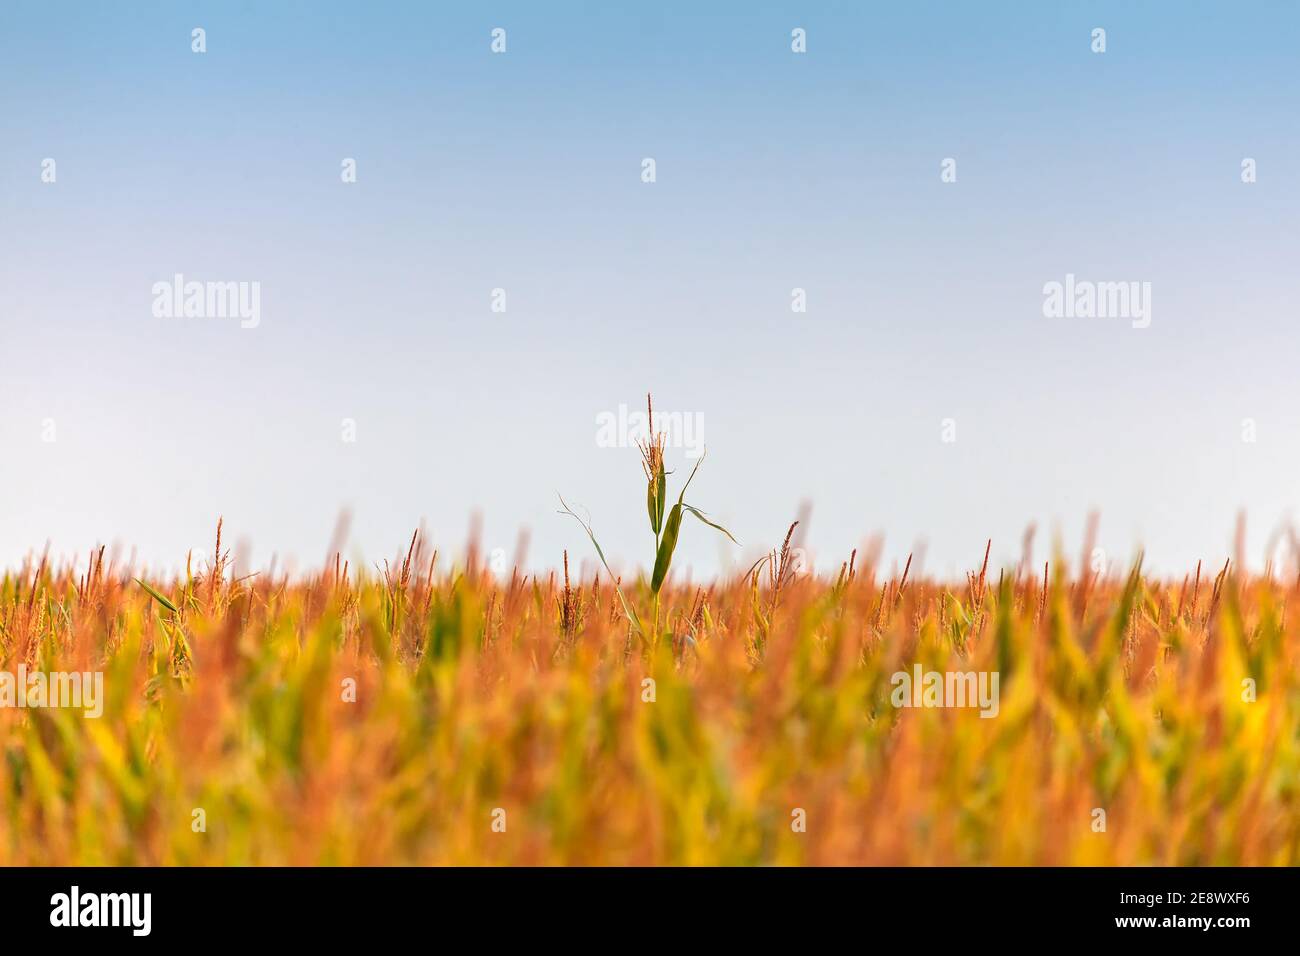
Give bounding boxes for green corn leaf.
[651,503,683,593]
[654,467,667,533]
[681,504,738,545]
[678,455,704,503]
[646,465,667,535]
[134,578,178,614]
[558,496,644,636]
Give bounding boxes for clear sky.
[2,2,1298,580]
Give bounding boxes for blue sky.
[2,2,1298,579]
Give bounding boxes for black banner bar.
[0,866,1285,942]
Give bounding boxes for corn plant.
[561,394,736,645]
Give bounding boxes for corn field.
[1,518,1296,866]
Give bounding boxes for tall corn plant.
[561,394,736,645]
